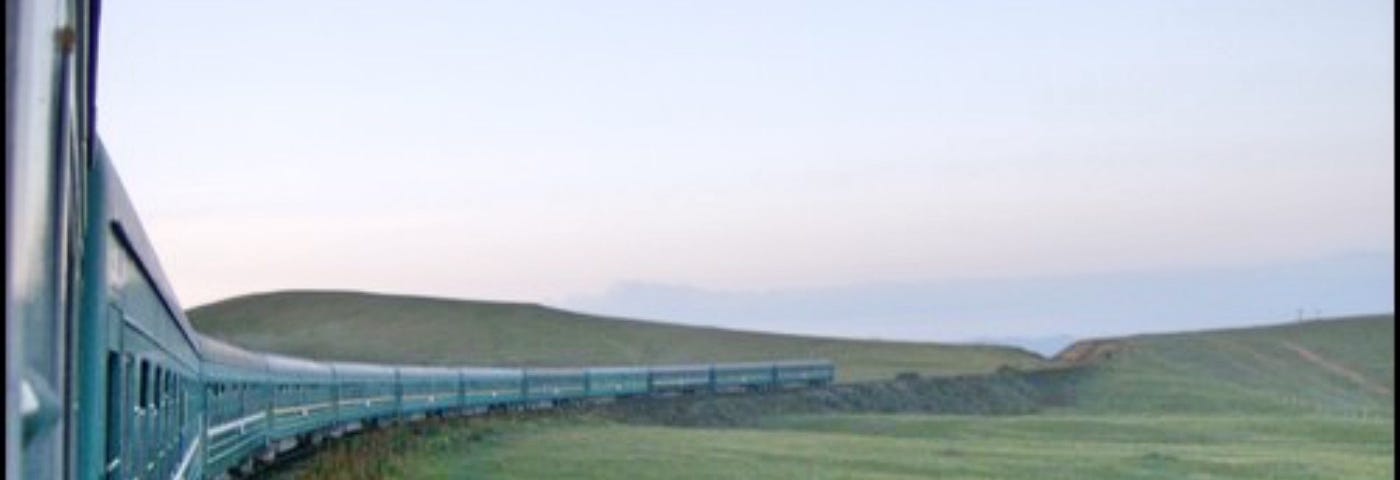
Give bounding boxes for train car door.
[102,305,125,479]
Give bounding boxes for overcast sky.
[97,1,1393,340]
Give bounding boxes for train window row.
[134,357,174,410]
[110,351,196,479]
[208,381,280,427]
[228,384,329,392]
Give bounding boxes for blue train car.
[7,1,97,477]
[524,368,587,405]
[774,360,836,388]
[329,361,397,433]
[264,355,336,454]
[461,368,525,411]
[397,366,461,418]
[713,362,777,392]
[98,146,208,480]
[585,367,649,397]
[198,337,271,478]
[648,364,712,394]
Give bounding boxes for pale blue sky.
[97,1,1393,339]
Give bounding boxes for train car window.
[180,380,188,430]
[233,384,240,416]
[153,366,163,409]
[150,366,159,410]
[105,352,122,473]
[159,367,168,409]
[156,367,166,445]
[137,360,149,410]
[182,379,188,433]
[159,369,169,442]
[166,379,174,441]
[174,377,182,423]
[160,369,168,407]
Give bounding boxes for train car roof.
[459,367,523,377]
[264,353,333,376]
[524,367,586,375]
[647,364,712,372]
[196,336,268,371]
[99,140,208,357]
[712,361,777,370]
[772,359,834,367]
[327,361,396,379]
[585,366,648,374]
[396,365,459,379]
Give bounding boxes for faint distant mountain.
[558,251,1394,342]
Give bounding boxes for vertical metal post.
[74,153,107,480]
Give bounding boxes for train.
[4,1,835,479]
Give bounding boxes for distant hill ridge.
[189,290,1395,416]
[187,290,1046,382]
[1059,314,1393,416]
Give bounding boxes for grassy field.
[1065,315,1393,417]
[390,413,1393,479]
[188,290,1045,382]
[206,292,1392,479]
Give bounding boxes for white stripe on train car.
[401,393,457,402]
[208,412,266,437]
[171,437,200,480]
[337,395,396,407]
[272,401,334,416]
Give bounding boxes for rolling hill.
[238,292,1391,480]
[1057,314,1394,416]
[186,290,1046,382]
[187,289,1394,416]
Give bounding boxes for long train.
[5,1,834,479]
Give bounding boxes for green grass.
[261,313,1393,479]
[187,290,1045,382]
[192,291,1393,478]
[1065,314,1394,416]
[394,414,1393,479]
